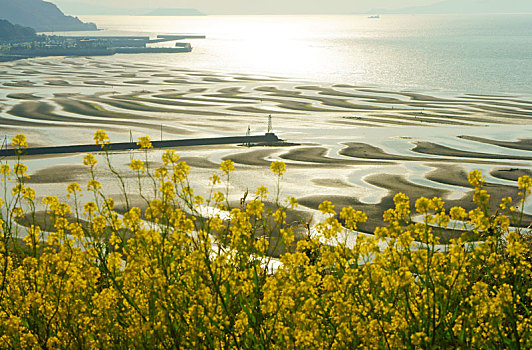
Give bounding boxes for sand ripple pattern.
[1,57,531,236]
[2,58,532,132]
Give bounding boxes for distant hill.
[144,8,206,16]
[0,0,97,32]
[51,2,206,16]
[368,0,532,14]
[53,2,145,15]
[0,19,37,43]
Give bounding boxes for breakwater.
[3,46,191,61]
[0,133,281,158]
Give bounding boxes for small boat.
[368,15,380,19]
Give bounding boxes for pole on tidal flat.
[129,130,133,161]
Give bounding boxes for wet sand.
[491,168,532,182]
[26,164,89,184]
[459,135,532,152]
[0,56,530,240]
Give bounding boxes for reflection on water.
[76,14,532,95]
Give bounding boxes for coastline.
[0,46,192,62]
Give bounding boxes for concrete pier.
[0,133,281,158]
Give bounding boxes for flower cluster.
[11,134,28,149]
[136,136,153,150]
[93,130,110,148]
[0,132,530,349]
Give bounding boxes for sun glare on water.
[201,16,339,79]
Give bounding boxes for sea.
[69,13,532,96]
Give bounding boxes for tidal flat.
[1,56,531,239]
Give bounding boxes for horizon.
[50,0,532,15]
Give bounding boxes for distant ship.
[368,15,380,19]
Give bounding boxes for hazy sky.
[52,0,531,14]
[52,0,438,14]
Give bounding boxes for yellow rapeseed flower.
[209,173,221,185]
[415,197,431,214]
[213,191,225,203]
[173,161,190,181]
[83,153,97,167]
[137,136,153,149]
[339,206,367,230]
[273,208,286,223]
[124,207,141,230]
[66,182,81,195]
[256,185,269,198]
[0,144,530,350]
[87,179,101,191]
[287,196,298,209]
[468,169,484,187]
[23,225,41,248]
[12,184,35,200]
[154,167,168,179]
[318,200,335,215]
[500,197,513,210]
[518,175,531,200]
[270,160,286,176]
[209,216,224,231]
[24,187,35,200]
[518,175,531,190]
[162,149,179,165]
[0,164,10,176]
[450,206,467,220]
[246,200,264,218]
[11,134,28,148]
[93,130,110,147]
[220,159,235,175]
[13,163,29,178]
[129,159,145,173]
